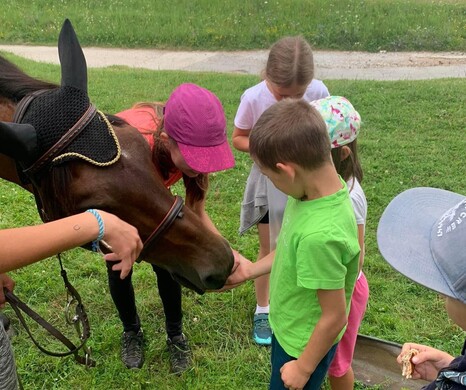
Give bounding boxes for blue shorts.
[270,334,338,390]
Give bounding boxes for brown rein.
[4,252,95,367]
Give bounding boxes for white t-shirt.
[347,177,367,227]
[234,79,330,130]
[237,78,330,235]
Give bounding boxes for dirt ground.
[0,45,465,80]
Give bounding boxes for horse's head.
[0,19,233,292]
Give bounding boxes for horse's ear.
[0,122,38,166]
[58,19,88,93]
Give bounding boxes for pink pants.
[328,272,369,377]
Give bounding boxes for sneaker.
[253,313,272,346]
[121,329,144,369]
[166,333,192,375]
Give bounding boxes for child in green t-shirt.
[226,98,360,390]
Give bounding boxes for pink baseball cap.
[164,83,235,173]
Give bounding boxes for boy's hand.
[213,251,253,291]
[280,360,311,390]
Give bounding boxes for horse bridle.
[3,91,99,367]
[140,195,185,257]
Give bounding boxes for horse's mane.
[40,164,75,220]
[0,54,57,101]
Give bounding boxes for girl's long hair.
[331,139,363,184]
[263,36,314,88]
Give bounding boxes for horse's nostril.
[204,274,227,290]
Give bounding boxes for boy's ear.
[276,162,296,179]
[340,145,351,161]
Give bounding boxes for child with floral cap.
[313,97,368,390]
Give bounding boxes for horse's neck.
[0,97,15,122]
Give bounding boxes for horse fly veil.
[8,19,121,180]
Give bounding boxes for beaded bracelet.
[86,209,105,252]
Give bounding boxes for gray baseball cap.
[377,187,466,304]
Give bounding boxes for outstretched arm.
[220,250,275,290]
[0,210,142,278]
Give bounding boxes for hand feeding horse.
[0,19,234,294]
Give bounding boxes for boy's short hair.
[249,99,331,171]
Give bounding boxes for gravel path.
[0,45,465,80]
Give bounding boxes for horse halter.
[140,195,185,258]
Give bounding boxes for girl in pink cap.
[110,83,235,374]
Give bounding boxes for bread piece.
[401,348,419,379]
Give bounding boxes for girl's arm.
[232,127,251,153]
[0,210,142,278]
[184,175,269,289]
[280,288,347,389]
[357,224,365,272]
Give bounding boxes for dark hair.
[264,36,314,88]
[331,140,363,184]
[250,99,331,171]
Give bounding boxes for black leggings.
[106,262,182,339]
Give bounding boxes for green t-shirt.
[269,180,360,358]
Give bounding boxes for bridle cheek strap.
[139,195,185,260]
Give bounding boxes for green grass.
[0,54,465,389]
[0,0,465,51]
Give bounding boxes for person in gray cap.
[378,187,466,389]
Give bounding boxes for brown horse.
[0,20,233,294]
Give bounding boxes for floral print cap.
[310,96,361,148]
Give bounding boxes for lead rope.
[57,252,94,367]
[5,253,95,368]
